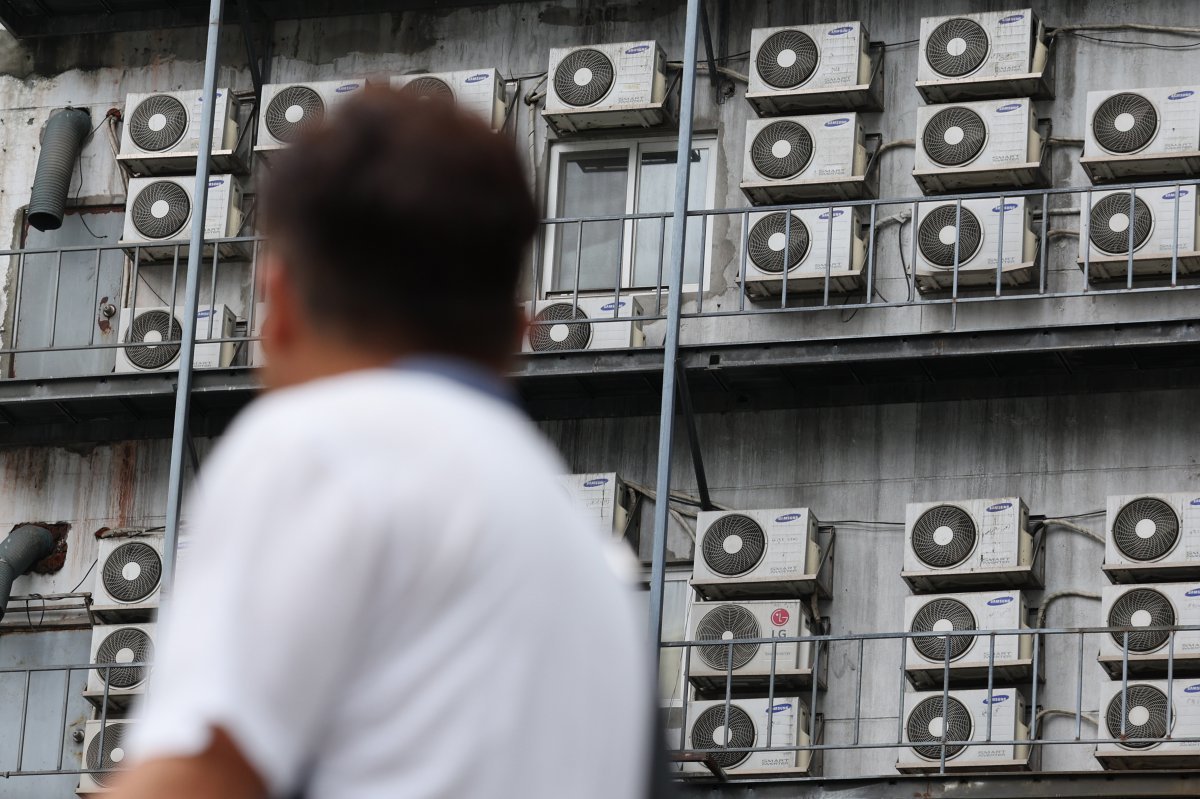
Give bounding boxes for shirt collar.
[392,356,519,409]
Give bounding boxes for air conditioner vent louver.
[401,76,454,101]
[917,206,984,268]
[1105,684,1168,748]
[128,95,188,152]
[95,627,154,689]
[1088,194,1153,255]
[130,180,191,240]
[925,18,990,78]
[695,604,761,669]
[690,704,755,770]
[701,514,767,577]
[1108,588,1175,653]
[123,310,183,371]
[102,541,163,603]
[748,213,810,274]
[1092,92,1159,155]
[922,106,988,167]
[907,695,971,759]
[265,85,326,143]
[750,120,814,180]
[911,505,978,568]
[911,598,977,661]
[529,303,591,352]
[1112,497,1181,562]
[553,49,615,107]
[755,29,820,90]
[86,723,128,787]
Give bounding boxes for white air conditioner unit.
[391,68,507,131]
[1082,87,1200,182]
[1099,583,1200,675]
[902,498,1037,591]
[690,509,825,600]
[914,197,1037,291]
[115,305,236,374]
[256,79,366,151]
[119,88,238,163]
[740,208,866,299]
[120,175,243,261]
[92,535,163,621]
[523,296,645,352]
[746,22,877,115]
[916,9,1050,102]
[557,473,637,540]
[682,697,814,776]
[544,41,671,133]
[898,688,1030,772]
[78,720,134,794]
[913,98,1044,193]
[740,113,871,204]
[1096,678,1200,768]
[1079,187,1200,280]
[86,623,155,706]
[686,599,819,694]
[903,590,1032,687]
[1104,494,1200,582]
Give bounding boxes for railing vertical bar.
[1075,632,1085,741]
[1171,182,1181,287]
[89,247,104,347]
[940,633,951,774]
[1167,630,1176,739]
[853,638,865,745]
[995,194,1006,298]
[572,219,583,312]
[207,243,221,338]
[723,641,734,748]
[656,215,668,313]
[10,251,26,347]
[986,631,996,742]
[896,634,908,743]
[680,642,692,753]
[767,638,777,750]
[1039,191,1049,294]
[738,211,749,312]
[695,209,708,313]
[57,666,71,770]
[865,203,877,304]
[1120,631,1130,735]
[950,199,962,329]
[15,669,30,770]
[808,633,820,755]
[1126,188,1136,290]
[47,250,64,348]
[781,210,791,310]
[1083,188,1092,290]
[909,201,919,301]
[823,203,834,308]
[1028,628,1041,741]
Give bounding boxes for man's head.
[259,87,537,389]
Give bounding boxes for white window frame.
[541,134,719,299]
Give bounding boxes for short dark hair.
[262,87,536,362]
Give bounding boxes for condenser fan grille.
[918,205,983,268]
[102,541,162,603]
[922,106,988,167]
[701,514,768,577]
[123,310,183,371]
[1106,685,1169,748]
[1092,93,1159,154]
[265,86,326,143]
[748,213,810,274]
[911,598,977,662]
[1088,194,1153,255]
[691,705,756,770]
[86,723,129,787]
[129,95,188,152]
[751,121,814,180]
[402,76,454,101]
[911,505,978,568]
[925,18,990,78]
[907,696,971,760]
[95,628,154,689]
[1109,588,1175,653]
[530,303,591,351]
[1112,497,1180,562]
[130,181,191,240]
[696,604,762,670]
[554,49,615,107]
[756,30,820,89]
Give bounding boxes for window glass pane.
[632,147,710,288]
[552,150,628,293]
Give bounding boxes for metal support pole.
[648,0,701,656]
[163,0,224,595]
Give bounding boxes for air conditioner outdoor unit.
[78,720,133,795]
[544,41,671,133]
[86,623,155,707]
[1104,494,1200,582]
[913,197,1038,291]
[682,697,815,777]
[391,68,507,131]
[740,113,871,204]
[690,508,826,600]
[1079,187,1200,280]
[256,79,366,151]
[740,208,866,299]
[1099,583,1200,676]
[1095,678,1200,768]
[523,296,645,353]
[686,599,819,694]
[913,98,1045,193]
[916,9,1051,102]
[902,498,1039,592]
[898,688,1030,772]
[118,88,238,169]
[746,22,878,115]
[115,305,236,374]
[1082,87,1200,182]
[557,473,637,540]
[903,590,1033,687]
[120,175,243,261]
[92,535,163,621]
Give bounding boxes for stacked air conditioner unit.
[745,22,878,115]
[78,721,134,794]
[86,623,155,708]
[92,536,164,622]
[686,599,819,693]
[913,197,1038,291]
[523,296,645,353]
[118,88,239,173]
[1095,678,1200,768]
[557,473,637,541]
[913,98,1044,193]
[897,689,1031,772]
[256,79,366,152]
[1100,583,1200,672]
[1080,186,1200,280]
[916,9,1051,102]
[115,305,236,374]
[1103,493,1200,582]
[544,41,671,133]
[902,498,1037,591]
[740,113,870,204]
[740,208,866,298]
[682,697,814,776]
[120,174,243,261]
[1082,87,1200,182]
[690,508,824,600]
[391,69,508,131]
[903,590,1032,685]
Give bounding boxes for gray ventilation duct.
[28,108,92,232]
[0,525,55,622]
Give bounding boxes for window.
[543,136,717,296]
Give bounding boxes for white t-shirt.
[132,367,651,799]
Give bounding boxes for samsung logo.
[208,179,224,188]
[1191,498,1200,506]
[993,202,1018,213]
[1186,588,1200,597]
[819,209,845,220]
[775,513,804,523]
[999,14,1025,24]
[1185,684,1200,694]
[828,26,854,36]
[335,83,361,93]
[987,502,1013,513]
[583,478,610,488]
[625,45,650,54]
[987,596,1014,606]
[196,309,216,318]
[770,703,793,713]
[1169,90,1195,101]
[1164,190,1190,200]
[465,73,491,83]
[983,694,1010,704]
[600,301,627,311]
[825,117,850,128]
[996,103,1023,113]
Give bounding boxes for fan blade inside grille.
[554,49,616,107]
[756,29,820,89]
